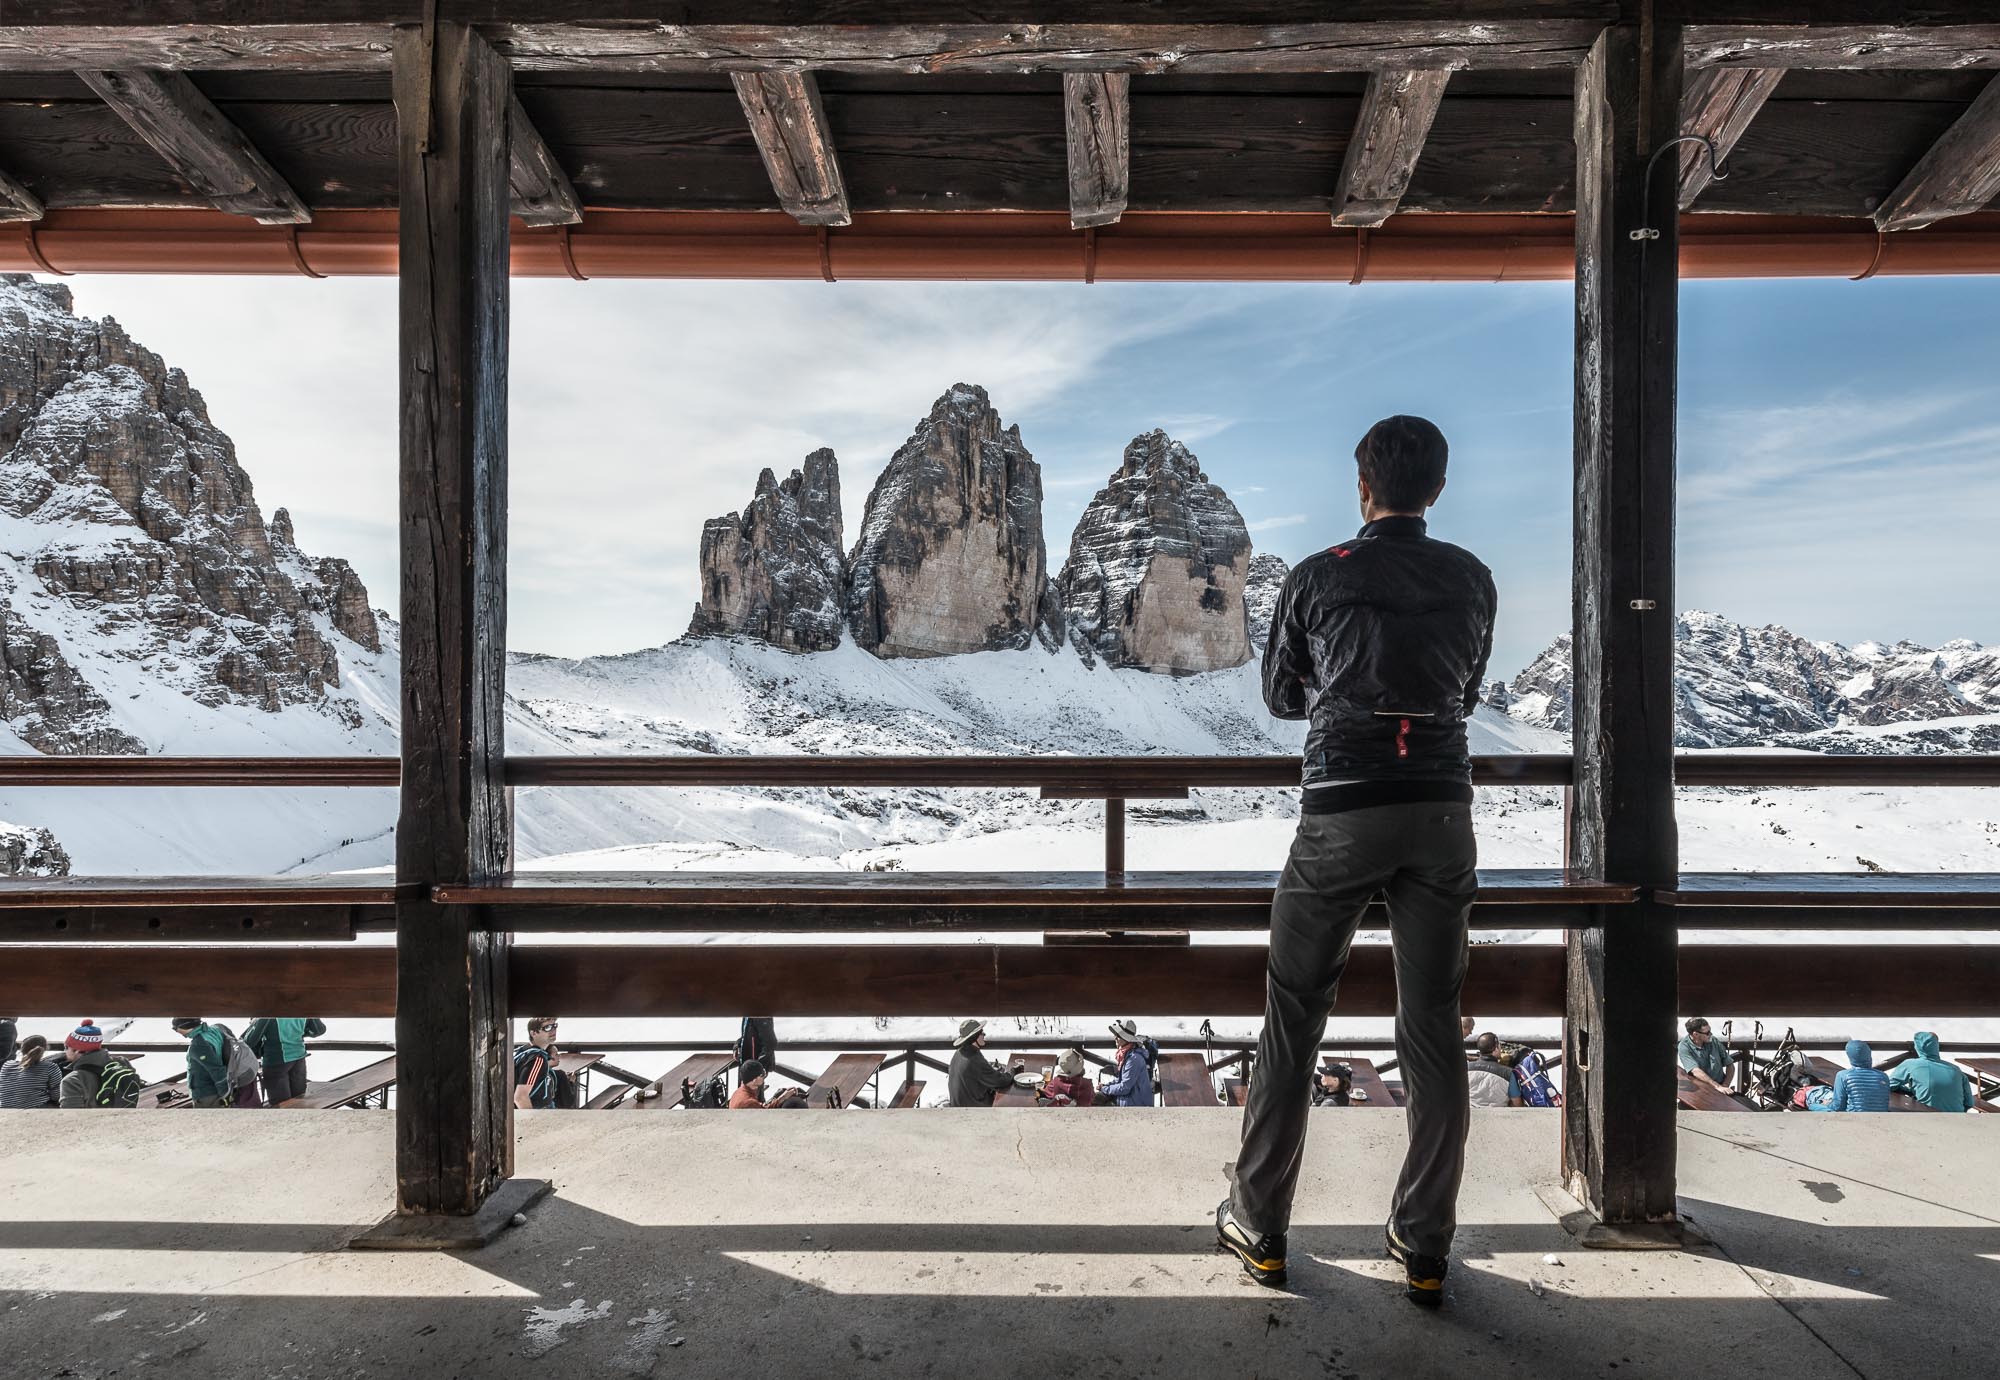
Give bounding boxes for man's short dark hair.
[1475,1032,1499,1057]
[527,1015,558,1035]
[1685,1017,1709,1036]
[1355,415,1449,512]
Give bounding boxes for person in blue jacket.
[1806,1039,1891,1112]
[1098,1020,1156,1107]
[1888,1032,1973,1112]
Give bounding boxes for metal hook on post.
[1627,133,1727,242]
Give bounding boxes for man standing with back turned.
[1216,416,1495,1309]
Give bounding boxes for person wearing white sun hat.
[1098,1020,1156,1107]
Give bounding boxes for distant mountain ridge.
[1501,609,2000,751]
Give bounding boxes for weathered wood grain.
[1875,72,2000,229]
[0,162,41,219]
[730,69,850,224]
[506,90,581,224]
[1687,24,2000,71]
[1063,71,1127,228]
[1332,67,1449,226]
[1676,65,1781,207]
[1566,23,1682,1233]
[75,69,310,221]
[393,19,515,1220]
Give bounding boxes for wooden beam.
[1064,72,1129,229]
[1875,74,2000,231]
[1687,25,2000,71]
[0,165,42,222]
[1567,22,1683,1234]
[74,69,309,223]
[730,70,849,226]
[507,93,580,226]
[393,19,514,1221]
[8,943,1999,1021]
[1676,66,1781,209]
[0,11,1612,76]
[1332,68,1451,227]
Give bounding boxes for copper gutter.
[7,209,2000,281]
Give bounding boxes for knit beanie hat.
[66,1020,104,1053]
[171,1017,202,1032]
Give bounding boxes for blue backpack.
[1513,1049,1562,1107]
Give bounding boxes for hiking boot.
[1215,1200,1287,1287]
[1385,1225,1448,1307]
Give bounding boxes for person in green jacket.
[1888,1031,1973,1112]
[245,1016,326,1105]
[173,1017,253,1108]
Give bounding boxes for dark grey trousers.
[1230,801,1478,1258]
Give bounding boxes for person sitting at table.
[728,1059,806,1108]
[1311,1062,1354,1107]
[948,1019,1023,1107]
[1805,1039,1891,1112]
[1677,1017,1732,1095]
[1467,1033,1524,1108]
[1888,1031,1974,1112]
[0,1034,61,1108]
[1099,1020,1156,1107]
[513,1015,579,1109]
[1042,1049,1096,1106]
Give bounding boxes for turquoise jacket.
[244,1017,325,1068]
[1888,1032,1972,1112]
[183,1023,231,1103]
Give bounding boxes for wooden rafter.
[1676,66,1780,209]
[1875,73,2000,231]
[1332,68,1450,228]
[1063,72,1129,229]
[507,94,581,226]
[731,70,849,227]
[76,68,309,223]
[1687,24,2000,71]
[0,165,42,222]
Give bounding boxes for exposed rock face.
[0,820,70,877]
[1056,430,1252,675]
[687,448,845,652]
[1243,553,1290,653]
[0,273,380,749]
[845,385,1048,658]
[1507,609,2000,749]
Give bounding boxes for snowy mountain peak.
[688,446,846,652]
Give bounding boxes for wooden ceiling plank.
[1874,72,2000,230]
[731,69,849,226]
[76,68,309,223]
[0,164,42,221]
[507,93,581,225]
[1063,71,1128,228]
[1687,24,2000,71]
[1676,66,1780,208]
[1332,67,1450,227]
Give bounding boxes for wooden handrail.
[1,752,1995,789]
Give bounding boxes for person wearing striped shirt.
[0,1034,60,1108]
[1807,1039,1892,1112]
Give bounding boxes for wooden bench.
[800,1052,885,1109]
[280,1055,398,1109]
[1677,1074,1755,1112]
[634,1052,734,1108]
[1803,1056,1936,1112]
[1158,1052,1216,1107]
[995,1053,1056,1107]
[888,1080,925,1108]
[586,1081,634,1109]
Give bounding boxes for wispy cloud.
[1247,514,1309,533]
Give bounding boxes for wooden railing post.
[1563,17,1683,1242]
[361,19,546,1246]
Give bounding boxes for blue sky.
[61,272,2000,675]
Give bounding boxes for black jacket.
[948,1044,1016,1107]
[1264,515,1496,786]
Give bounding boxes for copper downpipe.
[8,209,2000,281]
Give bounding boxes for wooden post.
[1564,21,1682,1240]
[368,19,540,1243]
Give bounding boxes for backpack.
[1513,1049,1563,1107]
[683,1073,729,1109]
[216,1024,262,1089]
[93,1058,142,1109]
[1141,1038,1161,1082]
[513,1044,559,1107]
[734,1018,776,1067]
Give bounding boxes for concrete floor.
[0,1109,1990,1380]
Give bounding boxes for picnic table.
[1315,1057,1394,1108]
[994,1053,1055,1106]
[280,1055,398,1109]
[800,1052,884,1109]
[1802,1056,1936,1112]
[1158,1053,1217,1107]
[1960,1057,2000,1105]
[553,1050,605,1104]
[1677,1074,1755,1112]
[634,1052,734,1109]
[136,1069,190,1110]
